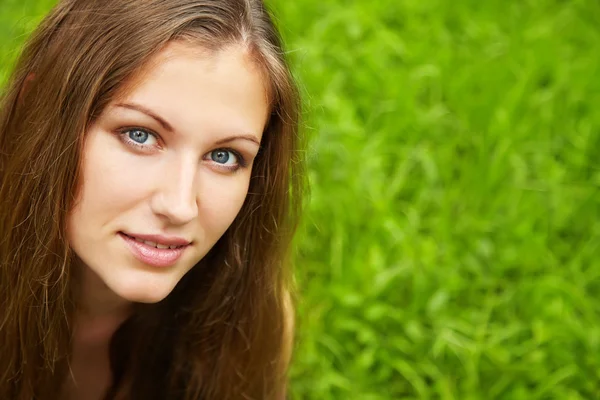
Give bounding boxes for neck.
[73,262,132,344]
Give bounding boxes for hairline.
[107,38,276,116]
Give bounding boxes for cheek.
[199,174,251,237]
[81,152,146,208]
[68,130,151,233]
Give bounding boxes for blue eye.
[129,129,149,144]
[210,150,238,165]
[120,128,159,149]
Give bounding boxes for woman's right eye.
[129,129,150,143]
[119,128,160,150]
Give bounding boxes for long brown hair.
[0,0,303,398]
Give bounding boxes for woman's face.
[67,42,269,303]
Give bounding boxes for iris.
[211,150,231,164]
[129,129,149,144]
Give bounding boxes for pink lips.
[119,232,190,268]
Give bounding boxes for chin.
[121,289,171,304]
[107,273,179,304]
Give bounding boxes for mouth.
[120,232,188,249]
[118,232,191,268]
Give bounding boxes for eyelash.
[116,127,248,172]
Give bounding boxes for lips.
[121,232,186,249]
[118,232,190,268]
[121,232,191,247]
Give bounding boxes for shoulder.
[275,289,295,400]
[281,289,295,369]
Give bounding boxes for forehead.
[117,41,270,104]
[110,41,270,140]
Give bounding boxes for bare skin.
[62,266,132,400]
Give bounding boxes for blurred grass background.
[1,0,600,399]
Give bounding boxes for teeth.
[126,234,182,249]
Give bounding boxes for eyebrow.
[115,102,174,132]
[215,134,260,146]
[114,102,261,147]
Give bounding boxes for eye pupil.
[212,150,230,164]
[129,130,148,143]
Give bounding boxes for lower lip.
[118,232,188,268]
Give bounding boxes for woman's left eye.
[209,149,239,166]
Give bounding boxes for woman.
[0,0,303,399]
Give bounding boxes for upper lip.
[121,232,192,246]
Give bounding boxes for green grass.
[2,0,600,399]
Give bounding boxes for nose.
[150,157,199,225]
